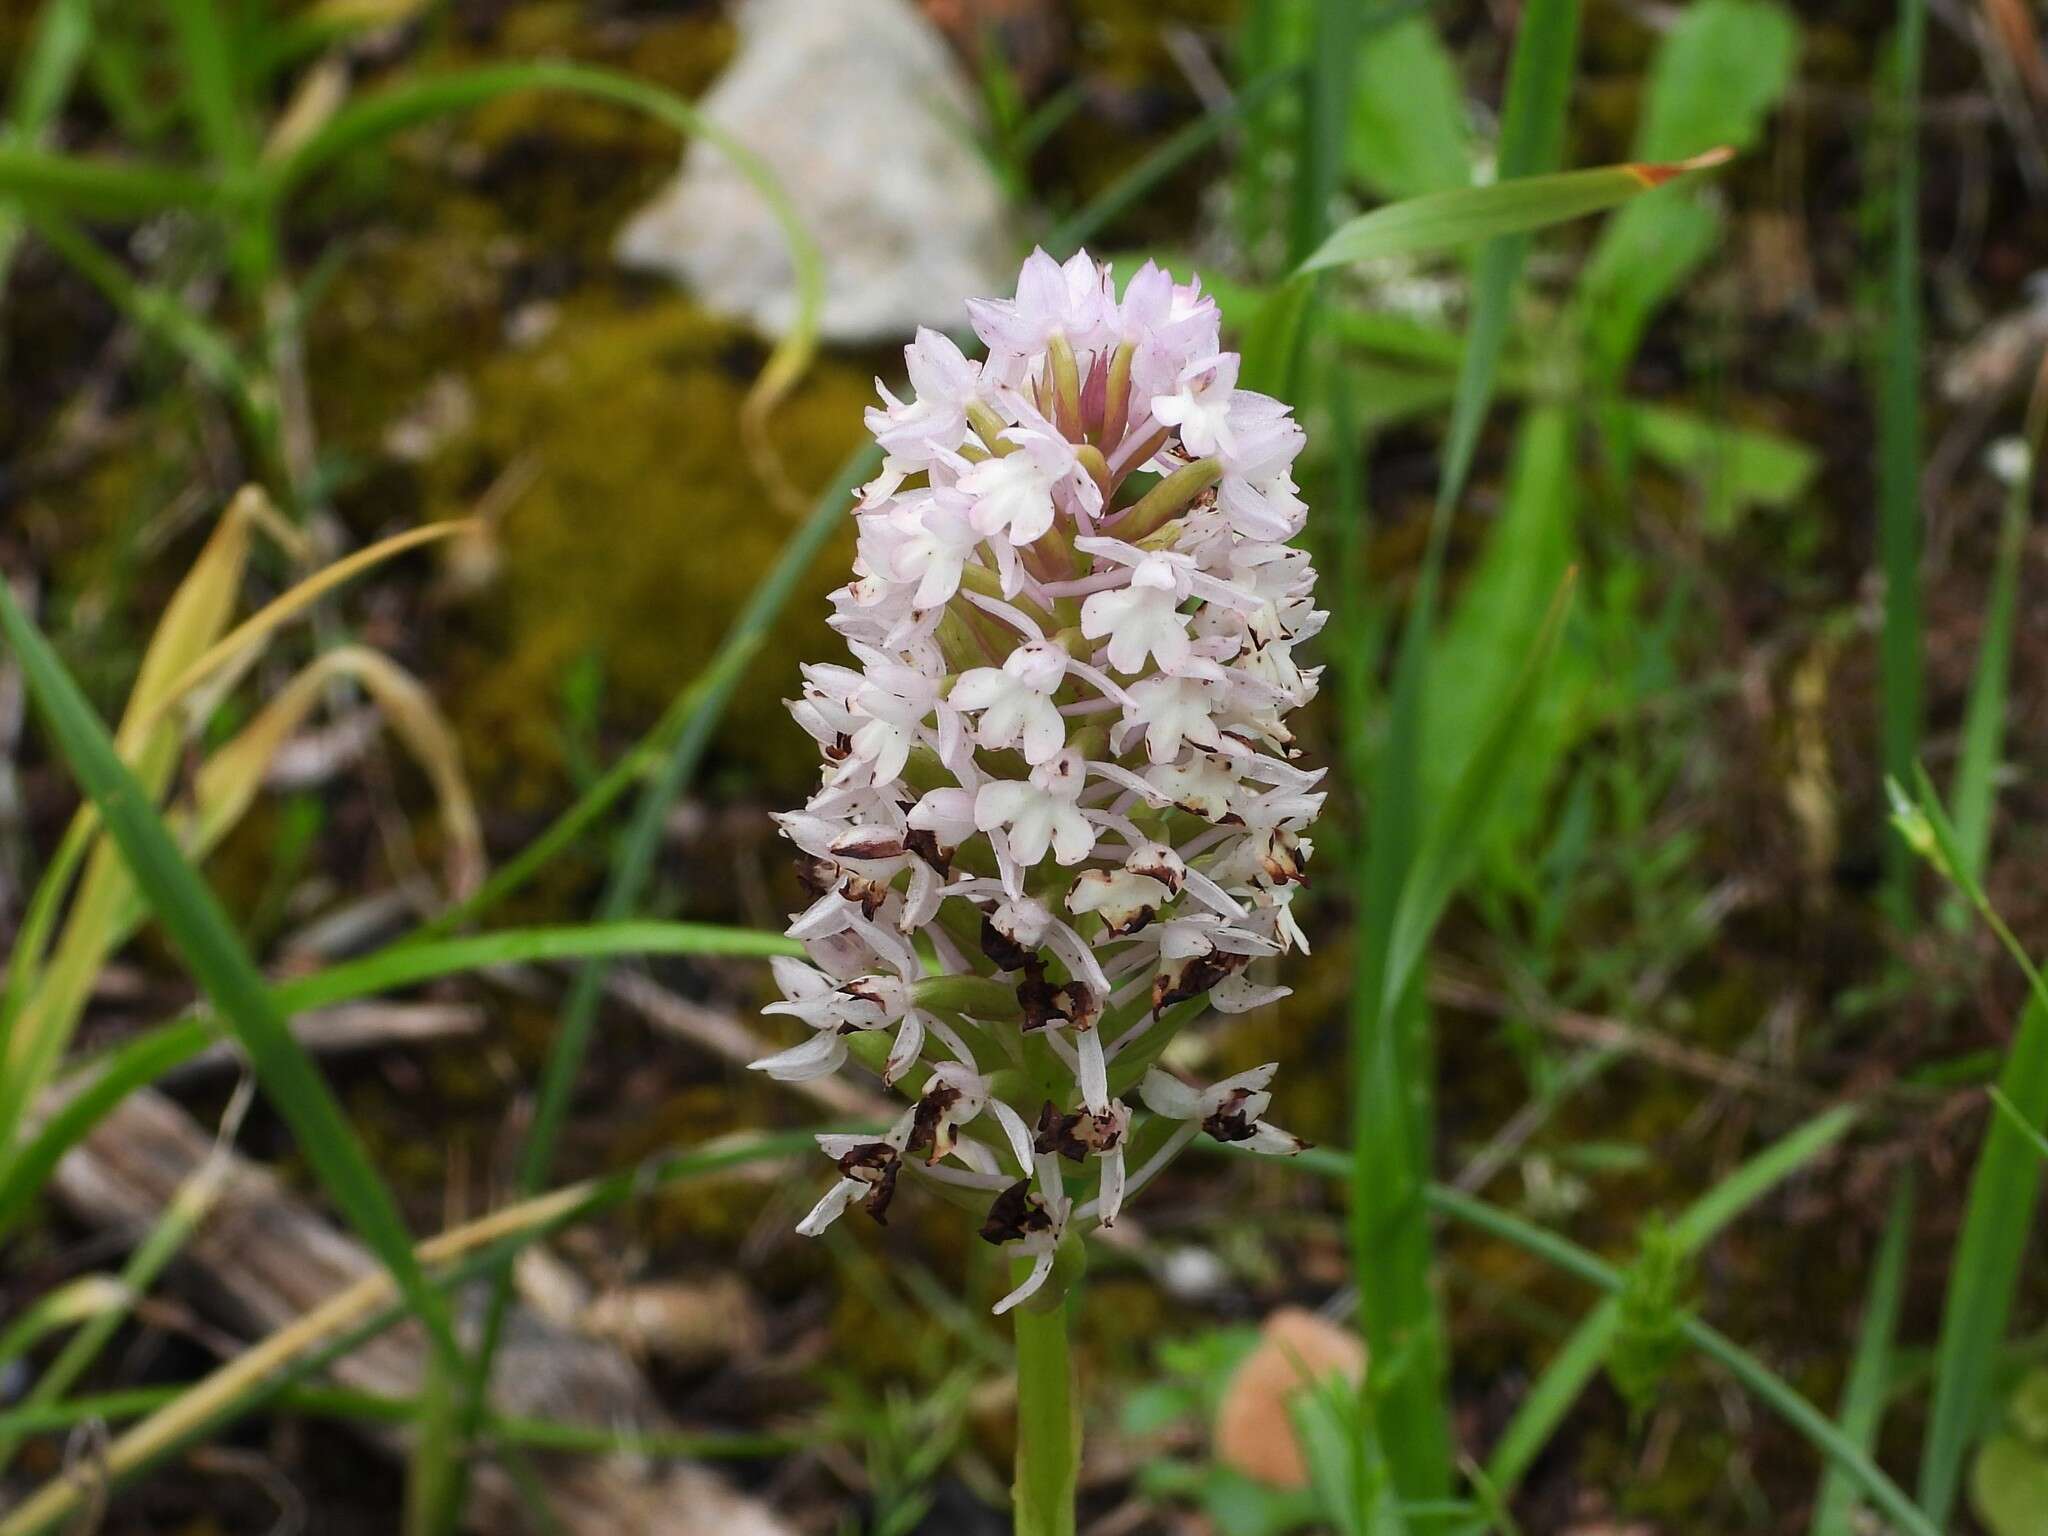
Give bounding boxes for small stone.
[1213,1307,1368,1490]
[615,0,1013,343]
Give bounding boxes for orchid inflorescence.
[752,249,1323,1315]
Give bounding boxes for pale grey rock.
[615,0,1013,344]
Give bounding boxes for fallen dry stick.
[10,1086,796,1536]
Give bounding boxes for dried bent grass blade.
[0,491,477,1159]
[188,644,482,898]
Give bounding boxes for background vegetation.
[1,0,2046,1532]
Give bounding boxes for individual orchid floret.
[753,249,1318,1313]
[1139,1063,1307,1156]
[975,747,1096,868]
[950,641,1070,764]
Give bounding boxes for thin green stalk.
[1877,0,1926,917]
[403,639,763,943]
[1483,1102,1859,1495]
[1346,1,1580,1506]
[1046,62,1303,259]
[1012,1263,1081,1536]
[1238,1143,1939,1536]
[442,440,881,1524]
[0,142,228,216]
[1286,0,1362,268]
[0,0,93,304]
[1808,1172,1914,1536]
[1872,770,2048,1525]
[0,1081,252,1477]
[1424,1185,1941,1536]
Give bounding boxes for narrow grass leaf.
[1423,1184,1941,1536]
[0,1082,254,1476]
[1254,1142,1937,1536]
[0,1019,213,1241]
[1809,1173,1914,1536]
[1921,985,2048,1522]
[1381,570,1574,1018]
[0,494,257,1148]
[1989,1086,2048,1162]
[14,211,250,406]
[1423,407,1581,872]
[0,0,93,298]
[1298,150,1733,274]
[1346,1,1580,1506]
[1046,63,1302,258]
[0,1276,127,1379]
[189,646,482,898]
[1946,451,2029,900]
[1287,0,1362,268]
[137,517,477,735]
[406,635,763,942]
[0,145,226,217]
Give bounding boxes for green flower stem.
[1012,1249,1083,1536]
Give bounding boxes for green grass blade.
[405,637,763,942]
[1048,63,1300,258]
[1345,3,1580,1506]
[1422,1184,1941,1536]
[0,144,225,216]
[23,210,250,396]
[1434,0,1580,513]
[0,579,464,1378]
[1808,1172,1914,1536]
[0,1277,126,1380]
[1298,150,1732,274]
[1287,0,1362,268]
[1422,408,1583,864]
[165,0,254,174]
[318,922,800,992]
[0,1082,253,1475]
[1246,1142,1935,1536]
[1989,1086,2048,1162]
[0,0,94,301]
[1877,0,1927,918]
[1483,1103,1861,1494]
[164,0,272,296]
[1919,986,2048,1523]
[1574,0,1798,380]
[0,1384,802,1461]
[1381,572,1572,1019]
